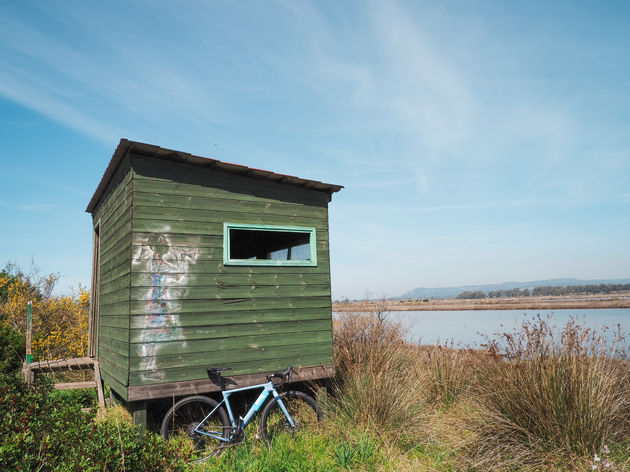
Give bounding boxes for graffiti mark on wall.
[133,231,198,381]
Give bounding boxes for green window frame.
[223,223,317,266]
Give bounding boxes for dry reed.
[331,311,427,438]
[332,311,630,470]
[466,316,630,471]
[417,342,481,406]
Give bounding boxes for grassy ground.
[8,310,628,471]
[181,311,630,471]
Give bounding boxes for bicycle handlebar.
[206,366,294,389]
[266,366,293,383]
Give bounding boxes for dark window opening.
[229,229,311,261]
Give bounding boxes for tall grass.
[331,311,427,439]
[419,342,480,406]
[467,317,630,470]
[331,312,630,470]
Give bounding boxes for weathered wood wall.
[93,159,133,398]
[124,154,334,390]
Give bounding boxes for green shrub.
[49,387,97,408]
[0,373,190,471]
[0,320,25,374]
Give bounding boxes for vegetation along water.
[2,265,630,470]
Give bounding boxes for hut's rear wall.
[126,155,334,387]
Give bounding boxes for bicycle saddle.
[207,367,234,390]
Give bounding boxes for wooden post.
[316,382,329,411]
[93,360,106,408]
[24,301,33,385]
[131,401,147,435]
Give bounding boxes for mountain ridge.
[397,278,630,300]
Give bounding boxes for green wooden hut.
[86,139,342,416]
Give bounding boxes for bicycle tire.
[161,395,230,460]
[260,390,322,445]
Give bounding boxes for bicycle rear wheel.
[161,395,230,460]
[260,391,322,445]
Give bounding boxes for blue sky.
[1,0,629,300]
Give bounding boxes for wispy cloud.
[349,177,419,189]
[279,1,596,205]
[0,3,237,144]
[367,1,476,149]
[0,64,123,142]
[337,191,627,216]
[17,203,61,213]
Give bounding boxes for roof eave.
[86,139,343,214]
[85,138,131,214]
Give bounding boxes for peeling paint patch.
[137,231,198,381]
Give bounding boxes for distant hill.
[397,278,630,300]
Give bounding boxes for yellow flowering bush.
[0,265,89,361]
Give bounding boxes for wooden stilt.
[93,360,106,408]
[131,401,148,435]
[316,382,329,410]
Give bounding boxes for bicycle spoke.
[261,391,321,445]
[161,396,230,461]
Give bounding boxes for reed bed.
[467,317,630,471]
[332,311,630,471]
[331,312,428,439]
[417,342,482,406]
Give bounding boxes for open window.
[223,223,317,266]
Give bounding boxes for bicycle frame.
[195,379,294,442]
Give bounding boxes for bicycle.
[160,366,322,460]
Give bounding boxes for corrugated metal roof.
[86,139,343,213]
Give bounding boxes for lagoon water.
[383,308,630,347]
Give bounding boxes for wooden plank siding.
[126,155,334,388]
[93,159,133,400]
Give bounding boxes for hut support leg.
[316,383,328,407]
[131,401,147,435]
[93,361,106,407]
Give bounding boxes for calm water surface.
[381,308,630,347]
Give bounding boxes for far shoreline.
[334,291,630,312]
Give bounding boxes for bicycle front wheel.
[260,390,322,445]
[161,395,230,460]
